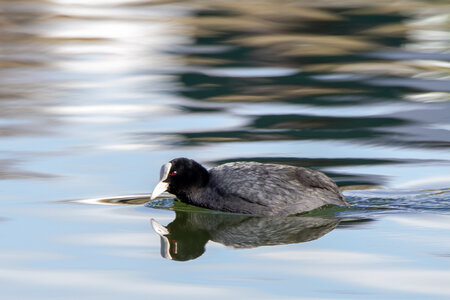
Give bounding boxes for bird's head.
[150,158,209,201]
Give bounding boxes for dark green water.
[0,0,449,299]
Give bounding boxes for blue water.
[0,0,449,299]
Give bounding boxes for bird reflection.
[150,211,340,261]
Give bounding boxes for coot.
[150,158,348,216]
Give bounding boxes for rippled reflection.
[0,0,448,187]
[151,212,341,261]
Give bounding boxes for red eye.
[170,171,177,176]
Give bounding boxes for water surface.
[0,0,449,299]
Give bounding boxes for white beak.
[150,162,172,200]
[150,181,169,200]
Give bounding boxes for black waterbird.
[150,157,348,216]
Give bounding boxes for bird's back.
[200,162,347,216]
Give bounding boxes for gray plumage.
[177,160,348,216]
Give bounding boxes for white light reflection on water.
[307,268,450,297]
[66,232,159,247]
[0,268,235,299]
[389,214,450,230]
[258,249,399,264]
[200,67,299,78]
